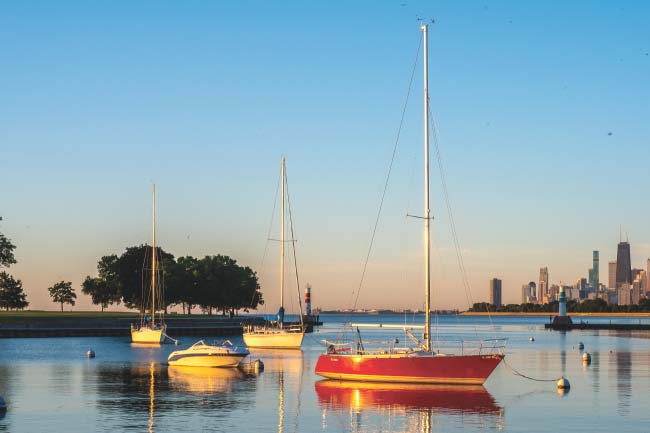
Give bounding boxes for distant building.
[616,241,632,289]
[548,284,559,302]
[608,261,617,289]
[647,258,650,295]
[588,250,599,293]
[618,283,632,306]
[538,267,549,304]
[489,278,502,308]
[575,278,588,300]
[521,281,536,304]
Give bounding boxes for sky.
[1,0,649,312]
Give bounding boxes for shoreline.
[460,312,650,317]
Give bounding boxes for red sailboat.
[314,24,506,385]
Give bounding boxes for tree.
[48,281,77,312]
[166,256,199,314]
[194,255,263,316]
[114,245,175,311]
[0,271,28,310]
[81,254,121,311]
[81,276,120,312]
[0,232,16,268]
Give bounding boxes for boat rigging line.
[427,102,496,332]
[348,32,423,313]
[249,169,282,310]
[284,168,305,320]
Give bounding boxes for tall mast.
[151,184,156,324]
[422,24,431,352]
[280,157,285,326]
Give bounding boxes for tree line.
[0,221,263,315]
[470,298,650,313]
[81,244,264,315]
[0,217,28,311]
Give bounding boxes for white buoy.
[239,358,264,375]
[557,376,570,390]
[86,349,95,359]
[578,342,584,350]
[582,352,591,363]
[529,337,535,342]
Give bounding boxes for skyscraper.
[616,242,632,289]
[588,250,599,292]
[489,278,502,308]
[609,261,617,289]
[646,258,650,295]
[538,267,549,304]
[521,281,536,304]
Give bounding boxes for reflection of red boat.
[315,380,502,414]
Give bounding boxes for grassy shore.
[460,311,650,317]
[0,311,233,320]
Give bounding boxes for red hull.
[315,380,501,413]
[315,353,503,385]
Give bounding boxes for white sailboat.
[131,184,167,344]
[243,158,305,349]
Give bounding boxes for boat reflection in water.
[167,366,246,393]
[316,380,504,432]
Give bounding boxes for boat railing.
[322,337,508,356]
[457,338,508,356]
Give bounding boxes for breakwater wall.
[0,316,260,338]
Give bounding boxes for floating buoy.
[239,358,264,375]
[578,342,584,350]
[582,352,591,363]
[529,337,535,342]
[254,359,264,372]
[557,376,570,390]
[86,349,95,359]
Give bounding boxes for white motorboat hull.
[168,353,248,368]
[167,340,249,368]
[131,325,166,344]
[243,329,304,349]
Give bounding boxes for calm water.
[1,314,650,432]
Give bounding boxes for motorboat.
[168,340,249,367]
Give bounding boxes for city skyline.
[2,1,650,311]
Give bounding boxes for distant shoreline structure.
[461,311,650,317]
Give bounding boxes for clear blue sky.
[1,0,649,311]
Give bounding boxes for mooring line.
[502,358,563,383]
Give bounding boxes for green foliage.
[470,297,650,313]
[111,245,175,310]
[81,276,121,312]
[48,281,77,312]
[0,271,29,310]
[0,233,16,268]
[84,246,264,315]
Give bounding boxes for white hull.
[168,340,249,368]
[168,354,247,368]
[131,325,166,344]
[243,328,304,349]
